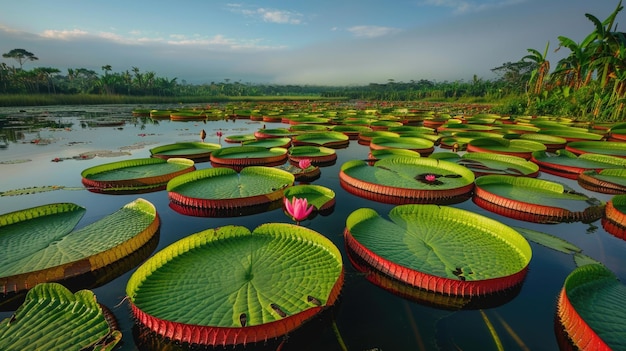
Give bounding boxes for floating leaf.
[0,282,120,351]
[513,226,582,254]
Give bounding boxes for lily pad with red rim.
[283,184,335,214]
[531,149,626,179]
[466,137,546,160]
[566,140,626,158]
[243,137,292,149]
[369,136,435,156]
[602,194,626,240]
[339,156,474,204]
[167,166,294,217]
[288,145,337,166]
[291,131,349,149]
[0,198,160,295]
[555,263,626,351]
[149,142,221,162]
[81,157,195,194]
[126,223,343,347]
[578,168,626,194]
[344,204,532,297]
[473,175,605,223]
[209,146,288,170]
[431,151,540,177]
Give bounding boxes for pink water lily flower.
[284,196,314,225]
[298,158,312,171]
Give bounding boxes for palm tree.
[522,41,551,95]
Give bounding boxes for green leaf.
[513,226,582,254]
[346,204,532,281]
[127,223,343,327]
[1,199,159,291]
[0,283,118,351]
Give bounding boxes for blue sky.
[0,1,621,85]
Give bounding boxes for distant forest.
[1,1,625,120]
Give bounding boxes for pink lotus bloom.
[425,174,437,182]
[216,131,223,137]
[284,196,314,224]
[298,159,312,170]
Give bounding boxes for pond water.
[0,104,624,351]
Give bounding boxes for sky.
[0,1,622,86]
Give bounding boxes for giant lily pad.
[167,166,294,217]
[81,157,195,194]
[473,175,605,223]
[538,128,604,142]
[344,204,532,297]
[578,168,626,194]
[243,137,292,149]
[149,142,221,162]
[602,194,626,240]
[431,151,539,177]
[0,198,159,295]
[531,150,626,179]
[466,137,546,160]
[291,131,349,149]
[209,146,288,170]
[0,283,121,351]
[566,140,626,158]
[369,136,435,156]
[339,156,474,204]
[126,223,344,347]
[555,264,626,350]
[288,145,337,166]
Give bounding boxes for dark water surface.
[0,105,623,351]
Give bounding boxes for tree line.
[1,2,624,120]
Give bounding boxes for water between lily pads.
[0,104,624,351]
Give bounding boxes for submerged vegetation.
[1,2,625,121]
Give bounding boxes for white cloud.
[347,25,401,38]
[40,29,89,40]
[231,5,303,24]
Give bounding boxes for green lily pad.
[209,146,288,170]
[224,134,256,143]
[344,204,532,296]
[288,145,337,165]
[369,136,435,156]
[566,141,626,158]
[474,175,605,223]
[0,283,120,351]
[339,156,475,204]
[149,142,221,162]
[283,184,335,212]
[0,198,159,295]
[578,168,626,194]
[556,264,626,350]
[531,150,626,179]
[292,131,349,148]
[243,137,292,149]
[167,166,294,216]
[449,152,539,177]
[467,137,546,160]
[126,223,343,346]
[81,157,195,193]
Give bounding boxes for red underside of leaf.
[82,167,195,191]
[556,288,611,351]
[577,173,626,194]
[602,200,626,240]
[343,229,528,297]
[472,186,604,224]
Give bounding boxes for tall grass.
[0,94,345,107]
